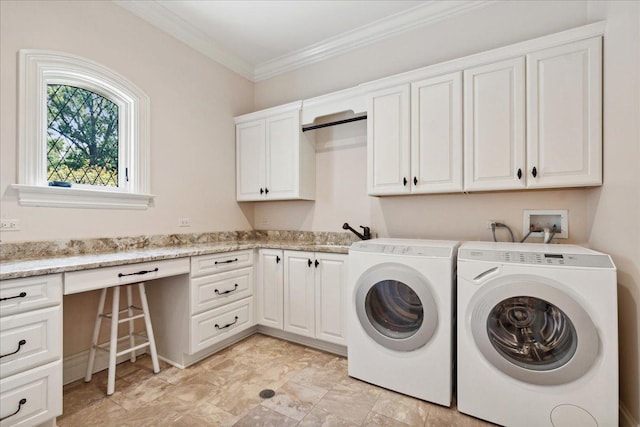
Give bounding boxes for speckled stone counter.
[0,230,357,280]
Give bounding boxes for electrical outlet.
[178,218,191,227]
[0,219,21,231]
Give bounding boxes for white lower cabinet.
[190,297,253,354]
[0,275,62,427]
[257,249,347,346]
[146,250,255,367]
[256,249,284,329]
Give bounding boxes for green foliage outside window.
[47,84,119,187]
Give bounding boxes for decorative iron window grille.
[46,84,119,187]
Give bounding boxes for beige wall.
[0,0,255,243]
[254,0,593,244]
[586,1,640,423]
[0,0,254,357]
[253,0,640,423]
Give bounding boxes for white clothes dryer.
[457,242,618,427]
[347,238,459,406]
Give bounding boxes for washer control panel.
[459,249,614,268]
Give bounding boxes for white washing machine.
[457,242,618,427]
[347,238,459,406]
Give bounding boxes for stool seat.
[85,282,160,395]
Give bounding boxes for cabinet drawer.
[0,275,62,317]
[64,258,190,295]
[191,250,253,277]
[0,361,62,427]
[189,297,254,354]
[0,307,61,379]
[191,267,253,315]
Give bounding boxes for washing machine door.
[354,263,438,352]
[469,274,599,385]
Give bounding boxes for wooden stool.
[84,282,160,395]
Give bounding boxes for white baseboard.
[63,348,147,386]
[620,402,640,427]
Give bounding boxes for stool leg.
[85,288,107,382]
[126,285,136,363]
[138,283,160,374]
[107,286,120,396]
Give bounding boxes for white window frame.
[13,50,153,209]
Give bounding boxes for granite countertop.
[0,235,352,280]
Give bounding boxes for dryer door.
[354,263,438,351]
[468,274,599,385]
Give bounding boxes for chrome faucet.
[342,222,371,240]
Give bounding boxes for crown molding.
[114,0,255,81]
[254,0,495,81]
[115,0,494,82]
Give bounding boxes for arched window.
[14,50,152,209]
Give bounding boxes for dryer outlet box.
[523,210,568,239]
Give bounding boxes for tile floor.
[58,334,495,426]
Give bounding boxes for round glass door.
[469,275,599,386]
[487,296,577,371]
[355,263,438,352]
[365,280,423,339]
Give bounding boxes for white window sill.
[11,184,155,210]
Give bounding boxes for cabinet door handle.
[517,168,522,180]
[413,176,418,186]
[265,188,269,194]
[532,167,538,178]
[308,259,312,267]
[0,339,26,358]
[314,259,319,268]
[0,398,27,422]
[276,256,281,264]
[118,268,158,278]
[214,258,239,265]
[215,316,239,330]
[403,177,407,186]
[260,188,264,194]
[0,291,27,302]
[214,284,238,296]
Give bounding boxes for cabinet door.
[411,72,463,193]
[367,84,411,195]
[256,249,284,329]
[526,37,602,188]
[236,120,266,201]
[283,251,315,338]
[314,253,347,346]
[464,57,526,191]
[266,111,300,199]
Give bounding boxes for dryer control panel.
[458,249,614,268]
[351,242,453,258]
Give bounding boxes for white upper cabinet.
[367,71,462,196]
[411,72,463,193]
[463,57,526,191]
[526,37,602,188]
[236,120,266,200]
[367,85,411,195]
[235,101,315,201]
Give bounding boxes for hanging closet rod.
[302,115,367,132]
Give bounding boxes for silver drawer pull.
[0,291,27,302]
[214,284,239,296]
[0,339,26,359]
[0,398,27,421]
[118,268,159,278]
